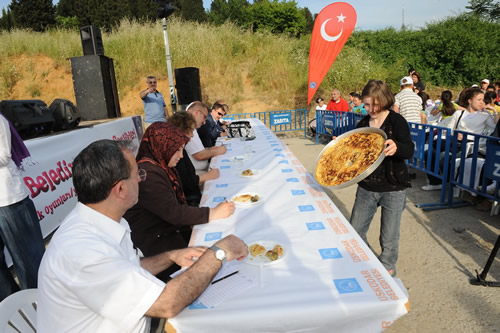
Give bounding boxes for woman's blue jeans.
[0,196,45,301]
[350,186,406,274]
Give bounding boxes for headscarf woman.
[124,122,234,281]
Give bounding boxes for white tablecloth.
[170,119,409,333]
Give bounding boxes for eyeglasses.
[217,112,224,116]
[112,168,147,188]
[147,81,157,84]
[198,109,208,120]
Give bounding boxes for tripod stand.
[469,234,500,287]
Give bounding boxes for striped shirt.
[394,88,422,124]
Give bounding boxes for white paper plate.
[239,168,262,178]
[232,192,262,206]
[245,240,287,266]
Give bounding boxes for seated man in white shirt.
[37,139,247,332]
[185,101,227,172]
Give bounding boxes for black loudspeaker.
[70,55,121,120]
[49,98,81,131]
[175,67,201,107]
[0,100,55,139]
[80,26,105,56]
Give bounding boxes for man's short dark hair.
[212,102,224,112]
[72,140,132,204]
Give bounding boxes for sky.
[0,0,472,31]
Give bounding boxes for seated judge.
[124,122,234,281]
[198,103,228,147]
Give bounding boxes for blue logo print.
[205,232,222,241]
[273,148,283,152]
[310,81,317,89]
[291,189,305,195]
[189,299,208,309]
[286,178,299,183]
[216,184,228,188]
[319,248,342,259]
[298,205,315,212]
[213,197,225,203]
[306,222,325,230]
[279,160,289,164]
[220,165,230,169]
[222,159,230,163]
[275,153,285,157]
[334,278,363,294]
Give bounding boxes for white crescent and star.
[320,13,347,42]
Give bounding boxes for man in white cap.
[393,76,422,124]
[480,79,490,92]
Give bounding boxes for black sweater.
[356,110,414,192]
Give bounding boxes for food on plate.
[248,243,284,262]
[272,244,284,256]
[233,193,259,203]
[249,243,266,256]
[241,169,254,176]
[265,250,279,261]
[316,132,385,186]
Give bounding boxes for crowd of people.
[1,71,498,332]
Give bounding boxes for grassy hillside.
[0,18,462,116]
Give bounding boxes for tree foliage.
[466,0,500,22]
[9,0,55,31]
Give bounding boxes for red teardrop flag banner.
[308,2,357,104]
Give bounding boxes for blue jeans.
[0,196,45,301]
[350,187,406,275]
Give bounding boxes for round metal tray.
[313,127,387,189]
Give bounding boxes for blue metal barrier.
[224,113,254,121]
[314,111,364,143]
[254,109,308,136]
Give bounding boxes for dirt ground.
[280,133,500,333]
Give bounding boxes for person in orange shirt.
[326,89,349,111]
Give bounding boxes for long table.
[169,118,409,332]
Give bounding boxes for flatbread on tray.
[315,132,385,187]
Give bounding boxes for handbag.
[227,121,255,140]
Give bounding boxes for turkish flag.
[307,2,357,104]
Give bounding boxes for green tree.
[127,0,157,22]
[248,0,305,36]
[466,0,500,22]
[9,0,55,31]
[208,0,230,25]
[208,0,250,27]
[178,0,207,22]
[301,7,313,34]
[0,8,14,31]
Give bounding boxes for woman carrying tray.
[350,80,414,277]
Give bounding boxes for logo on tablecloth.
[205,232,222,241]
[189,299,208,310]
[291,189,305,195]
[298,205,315,212]
[222,159,230,162]
[216,184,228,188]
[334,278,363,294]
[319,248,342,259]
[286,178,299,182]
[273,148,283,152]
[220,166,230,169]
[275,153,286,157]
[271,144,279,147]
[306,221,325,230]
[213,197,225,203]
[281,169,293,173]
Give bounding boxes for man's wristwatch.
[209,245,227,263]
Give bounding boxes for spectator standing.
[326,89,349,111]
[0,114,45,301]
[350,80,414,277]
[484,91,500,116]
[139,75,169,128]
[411,71,425,93]
[316,97,327,111]
[394,76,423,124]
[480,78,490,92]
[351,93,366,114]
[37,139,247,331]
[348,92,356,112]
